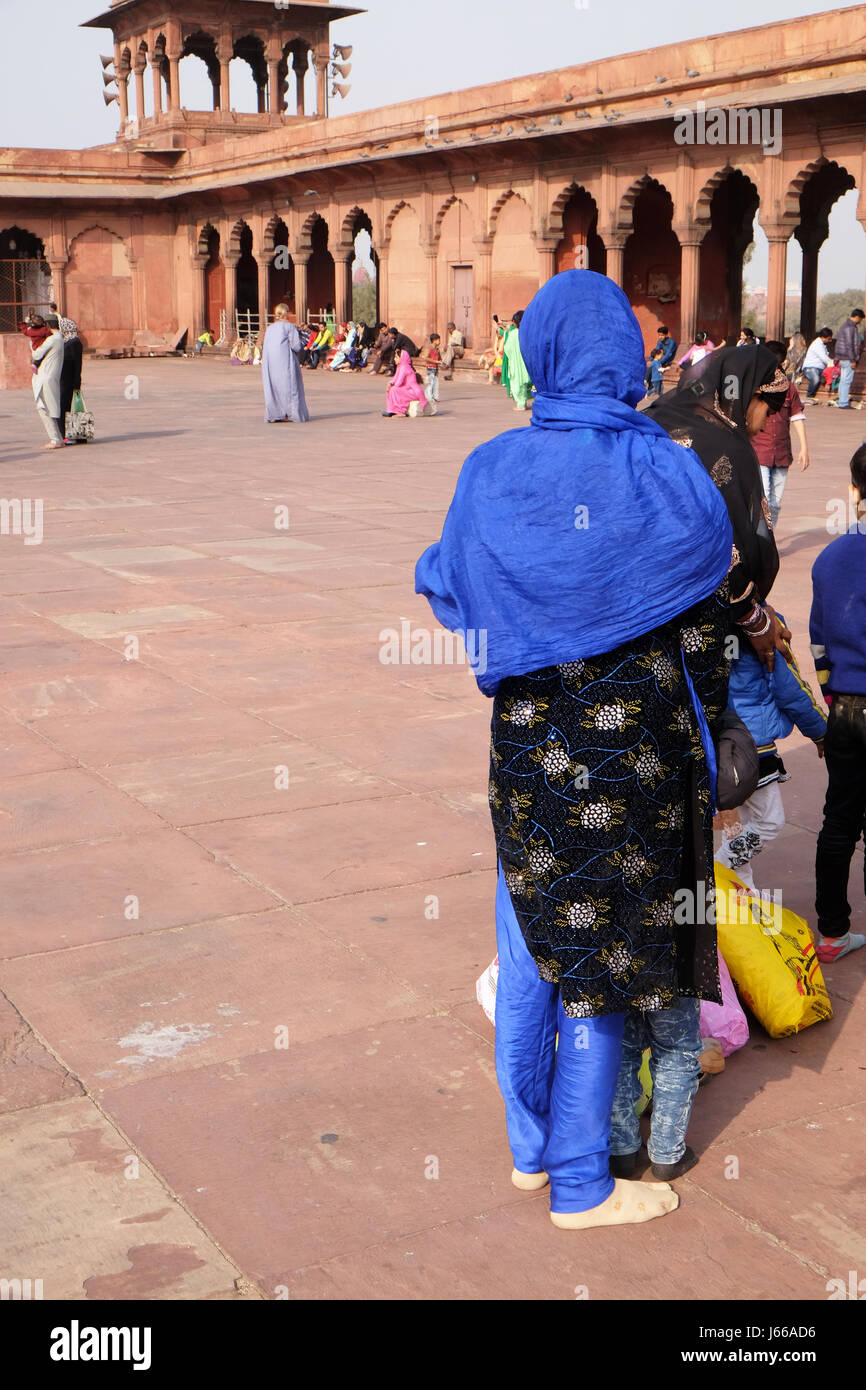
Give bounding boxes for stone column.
[224,254,240,337]
[47,257,68,313]
[678,239,702,349]
[258,254,271,325]
[376,247,389,325]
[192,252,208,335]
[133,53,146,123]
[765,233,789,342]
[151,56,163,116]
[314,57,328,117]
[268,59,282,115]
[798,237,821,342]
[603,234,628,288]
[334,252,354,324]
[423,246,438,332]
[534,239,558,288]
[293,50,308,116]
[167,52,181,111]
[118,71,130,125]
[293,253,310,323]
[218,41,232,114]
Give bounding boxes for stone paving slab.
[0,360,864,1301]
[0,1097,251,1300]
[0,830,275,957]
[0,908,425,1089]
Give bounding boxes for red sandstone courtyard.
[0,360,864,1301]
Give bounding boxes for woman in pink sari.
[384,350,429,417]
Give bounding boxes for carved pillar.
[267,50,282,115]
[677,236,703,348]
[765,233,789,342]
[314,56,328,117]
[603,233,628,288]
[422,245,438,333]
[293,49,308,116]
[534,237,558,289]
[376,247,389,325]
[47,257,68,313]
[191,251,208,334]
[117,69,130,124]
[224,253,240,336]
[293,252,310,322]
[335,251,353,324]
[151,55,163,116]
[218,40,232,114]
[795,228,823,343]
[167,51,181,111]
[258,254,271,324]
[133,50,146,122]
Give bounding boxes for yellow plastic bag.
[636,1048,652,1114]
[714,863,833,1038]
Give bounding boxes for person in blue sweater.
[810,442,866,962]
[717,614,827,892]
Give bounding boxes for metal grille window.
[0,259,53,332]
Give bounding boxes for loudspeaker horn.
[331,62,352,79]
[332,44,353,60]
[103,89,119,106]
[331,82,351,100]
[100,54,115,68]
[103,71,118,87]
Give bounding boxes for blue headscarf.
[415,270,733,695]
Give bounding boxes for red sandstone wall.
[387,205,427,346]
[491,196,538,321]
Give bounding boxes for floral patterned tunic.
[490,588,730,1018]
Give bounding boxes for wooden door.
[452,266,473,348]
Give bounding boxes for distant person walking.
[261,304,309,423]
[29,316,65,448]
[829,308,864,410]
[51,303,83,443]
[752,340,809,528]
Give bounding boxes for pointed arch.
[384,200,417,245]
[488,188,530,239]
[548,181,598,239]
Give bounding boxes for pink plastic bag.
[700,949,750,1057]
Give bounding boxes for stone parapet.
[0,334,33,390]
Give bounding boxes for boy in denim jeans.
[609,1000,703,1180]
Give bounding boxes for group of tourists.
[259,308,472,423]
[20,303,86,450]
[415,268,866,1232]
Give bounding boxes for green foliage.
[815,289,864,334]
[352,277,378,325]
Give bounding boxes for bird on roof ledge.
[686,68,700,77]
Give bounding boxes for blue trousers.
[494,866,625,1213]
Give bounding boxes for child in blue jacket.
[717,614,827,891]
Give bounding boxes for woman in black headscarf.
[646,344,791,669]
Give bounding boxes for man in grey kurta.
[32,329,65,446]
[262,312,310,423]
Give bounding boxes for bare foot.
[512,1168,549,1192]
[550,1178,678,1229]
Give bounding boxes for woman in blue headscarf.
[416,271,735,1231]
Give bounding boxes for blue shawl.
[415,270,733,695]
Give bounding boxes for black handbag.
[715,709,760,811]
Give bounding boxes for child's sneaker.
[815,930,866,963]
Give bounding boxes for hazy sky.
[1,0,863,290]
